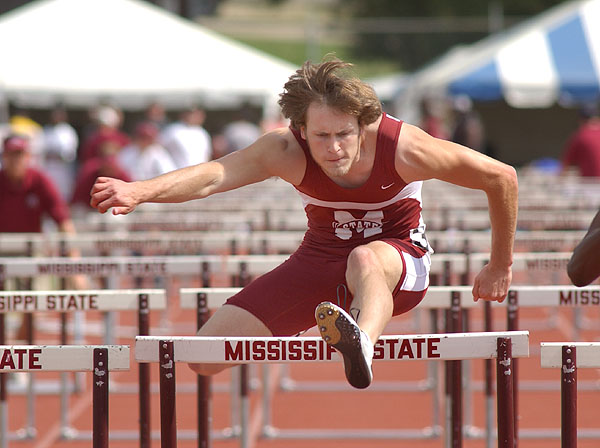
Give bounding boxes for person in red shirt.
[1,134,84,344]
[71,139,132,210]
[0,134,75,233]
[79,106,130,163]
[561,104,600,177]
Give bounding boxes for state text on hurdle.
[0,294,99,311]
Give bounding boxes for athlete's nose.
[327,137,342,154]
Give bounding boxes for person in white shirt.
[118,122,176,180]
[42,107,79,200]
[160,106,212,169]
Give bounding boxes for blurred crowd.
[0,102,288,217]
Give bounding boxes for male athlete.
[90,59,518,389]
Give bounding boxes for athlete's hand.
[472,263,512,303]
[90,177,139,215]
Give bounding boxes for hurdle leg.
[445,292,463,448]
[24,312,36,439]
[561,346,576,448]
[197,291,211,448]
[93,348,109,448]
[496,337,514,448]
[429,309,441,435]
[484,301,494,448]
[138,293,151,448]
[159,340,177,448]
[507,290,519,444]
[60,309,74,438]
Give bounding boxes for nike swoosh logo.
[381,183,394,190]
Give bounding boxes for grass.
[231,37,404,78]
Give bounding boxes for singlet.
[290,113,432,256]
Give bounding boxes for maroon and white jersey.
[291,113,432,256]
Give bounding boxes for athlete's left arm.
[568,209,600,286]
[396,123,518,303]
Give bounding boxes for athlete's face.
[301,102,363,179]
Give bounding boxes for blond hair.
[278,58,382,130]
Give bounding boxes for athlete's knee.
[188,362,229,376]
[346,245,382,277]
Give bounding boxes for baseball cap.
[2,134,29,153]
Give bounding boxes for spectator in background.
[160,106,211,168]
[118,122,176,180]
[568,209,600,286]
[213,108,262,159]
[450,95,494,158]
[79,105,130,163]
[10,108,44,165]
[420,98,448,139]
[561,103,600,177]
[42,107,79,201]
[0,134,85,342]
[0,134,76,233]
[71,138,131,210]
[144,102,169,130]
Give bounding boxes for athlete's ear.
[300,126,306,140]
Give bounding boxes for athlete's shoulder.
[249,127,305,184]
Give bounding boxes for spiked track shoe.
[315,301,373,389]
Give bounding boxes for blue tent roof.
[410,0,600,108]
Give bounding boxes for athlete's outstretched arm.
[90,129,297,215]
[568,209,600,286]
[396,123,518,303]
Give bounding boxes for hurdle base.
[279,377,434,393]
[7,378,77,395]
[261,425,443,440]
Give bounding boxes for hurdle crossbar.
[0,289,166,313]
[0,345,129,372]
[135,331,529,364]
[179,285,600,311]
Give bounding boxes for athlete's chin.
[320,161,350,177]
[323,166,350,178]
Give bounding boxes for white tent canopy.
[0,0,298,112]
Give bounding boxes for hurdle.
[540,342,600,446]
[0,289,165,445]
[135,331,528,448]
[0,229,587,258]
[180,284,600,446]
[0,344,129,448]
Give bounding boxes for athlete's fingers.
[472,280,479,302]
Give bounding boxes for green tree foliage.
[342,0,568,71]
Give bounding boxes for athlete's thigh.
[225,250,348,336]
[197,304,272,337]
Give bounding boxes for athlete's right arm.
[90,128,303,215]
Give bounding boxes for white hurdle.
[180,285,600,446]
[135,332,528,448]
[0,289,165,445]
[0,344,129,448]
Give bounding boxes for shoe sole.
[315,302,372,389]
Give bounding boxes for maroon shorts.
[225,239,431,336]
